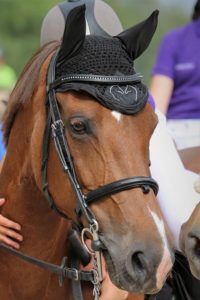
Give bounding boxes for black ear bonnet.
[50,5,158,115]
[55,36,147,114]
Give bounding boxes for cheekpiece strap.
[45,51,96,225]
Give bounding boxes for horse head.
[180,202,200,280]
[1,5,174,297]
[178,147,200,280]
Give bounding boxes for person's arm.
[0,198,23,249]
[150,31,177,115]
[150,74,174,115]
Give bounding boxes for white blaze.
[111,111,121,122]
[149,208,173,289]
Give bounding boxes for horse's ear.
[57,5,86,64]
[116,10,159,60]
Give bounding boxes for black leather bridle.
[43,49,158,220]
[0,49,159,300]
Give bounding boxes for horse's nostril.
[131,251,147,277]
[189,234,200,258]
[194,238,200,257]
[185,234,200,279]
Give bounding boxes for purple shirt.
[152,18,200,119]
[148,94,155,110]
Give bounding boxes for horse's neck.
[0,156,92,299]
[0,101,71,260]
[0,159,70,257]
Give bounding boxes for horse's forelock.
[2,41,59,146]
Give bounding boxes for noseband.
[0,49,159,300]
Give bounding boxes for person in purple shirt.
[150,0,200,150]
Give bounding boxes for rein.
[0,49,159,300]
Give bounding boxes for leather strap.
[86,176,159,202]
[41,109,71,220]
[45,51,97,225]
[76,177,159,216]
[48,73,142,90]
[71,251,84,300]
[0,242,94,283]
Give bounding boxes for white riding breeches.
[150,110,200,249]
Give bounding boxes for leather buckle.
[71,268,79,281]
[51,120,64,138]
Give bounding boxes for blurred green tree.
[0,0,57,74]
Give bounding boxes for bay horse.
[0,6,174,300]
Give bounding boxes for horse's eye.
[70,118,87,135]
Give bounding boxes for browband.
[48,73,142,91]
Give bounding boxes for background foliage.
[0,0,190,85]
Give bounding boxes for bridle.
[0,49,159,300]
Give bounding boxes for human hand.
[81,240,128,300]
[0,198,23,249]
[99,271,128,300]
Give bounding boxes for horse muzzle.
[180,228,200,280]
[103,240,174,294]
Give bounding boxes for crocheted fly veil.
[53,5,158,115]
